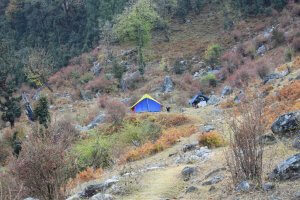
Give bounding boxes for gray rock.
[293,136,300,149]
[204,168,226,179]
[24,198,39,200]
[161,76,174,93]
[202,124,215,132]
[209,186,216,192]
[80,178,119,198]
[221,86,233,96]
[66,194,81,200]
[257,45,267,55]
[90,193,114,200]
[262,182,275,191]
[121,71,141,91]
[269,153,300,180]
[271,111,300,136]
[296,74,300,80]
[186,186,198,193]
[202,175,224,185]
[182,142,198,153]
[260,134,277,145]
[76,113,105,132]
[80,89,93,101]
[181,167,196,181]
[91,62,102,76]
[195,147,211,158]
[263,73,282,84]
[207,95,220,105]
[236,181,250,192]
[294,192,300,200]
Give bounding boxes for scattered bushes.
[123,125,196,162]
[226,100,266,185]
[198,131,225,148]
[204,44,222,67]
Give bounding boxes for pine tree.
[34,96,50,128]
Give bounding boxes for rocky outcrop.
[257,44,267,55]
[259,133,277,145]
[207,95,220,105]
[90,193,114,200]
[76,113,105,131]
[161,76,174,93]
[91,62,102,76]
[79,178,119,198]
[269,153,300,180]
[202,175,224,185]
[262,182,275,191]
[263,73,282,84]
[121,71,141,91]
[271,111,300,136]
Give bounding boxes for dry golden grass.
[198,131,226,148]
[121,125,197,162]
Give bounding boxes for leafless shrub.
[105,100,127,125]
[9,124,78,200]
[0,172,23,200]
[226,99,266,186]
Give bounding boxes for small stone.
[202,175,224,185]
[182,143,198,152]
[262,182,275,191]
[203,124,215,132]
[90,193,114,200]
[186,186,198,193]
[236,181,250,192]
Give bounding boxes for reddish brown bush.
[10,127,78,200]
[253,22,266,32]
[105,100,127,125]
[232,30,242,41]
[221,51,242,73]
[226,100,266,185]
[183,73,193,85]
[292,37,300,52]
[256,65,270,79]
[85,76,116,93]
[98,95,109,109]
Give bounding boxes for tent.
[131,94,162,113]
[189,92,209,106]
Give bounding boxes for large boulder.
[269,153,300,180]
[271,111,300,136]
[121,71,141,91]
[161,76,174,93]
[207,95,220,105]
[257,44,267,55]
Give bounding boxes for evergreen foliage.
[34,96,50,128]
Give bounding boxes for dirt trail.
[119,106,224,200]
[121,165,185,200]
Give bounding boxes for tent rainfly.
[131,94,162,113]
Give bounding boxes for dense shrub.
[198,131,225,148]
[79,72,94,84]
[73,137,112,170]
[271,28,285,47]
[105,100,127,125]
[119,121,161,145]
[284,48,293,62]
[277,81,300,102]
[226,100,266,185]
[85,76,116,93]
[201,73,217,87]
[256,65,270,79]
[292,37,300,52]
[204,44,222,67]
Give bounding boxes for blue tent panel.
[133,98,162,113]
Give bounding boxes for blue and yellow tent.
[131,94,162,113]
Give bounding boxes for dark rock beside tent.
[271,111,300,136]
[269,153,300,180]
